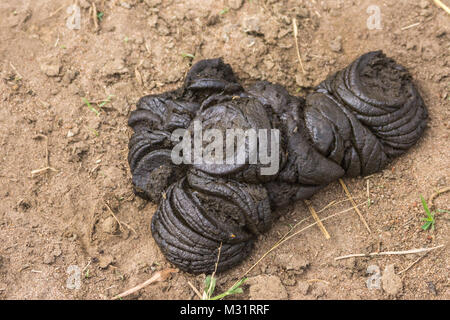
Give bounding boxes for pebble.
[296,281,310,295]
[40,61,61,77]
[120,2,131,9]
[101,216,120,235]
[103,58,129,77]
[329,36,342,52]
[419,0,429,9]
[67,128,79,138]
[276,253,310,272]
[295,74,314,88]
[381,264,403,296]
[243,16,262,35]
[98,254,114,269]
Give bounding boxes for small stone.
[52,247,62,257]
[426,281,437,295]
[381,264,403,296]
[98,255,114,269]
[281,275,296,286]
[62,70,78,85]
[40,61,61,77]
[243,16,262,35]
[420,9,433,17]
[247,275,288,300]
[101,216,120,235]
[296,281,310,295]
[67,127,79,138]
[206,14,219,26]
[43,246,62,265]
[311,281,328,298]
[120,2,131,9]
[295,74,313,88]
[296,7,310,18]
[264,60,275,70]
[278,28,290,38]
[103,59,129,77]
[419,0,429,9]
[43,253,56,265]
[276,253,310,272]
[157,21,171,36]
[329,36,342,52]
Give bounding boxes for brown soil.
[0,0,448,300]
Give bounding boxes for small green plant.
[219,7,229,15]
[202,275,247,300]
[83,95,113,116]
[83,98,100,116]
[98,95,114,109]
[88,127,99,137]
[97,12,104,21]
[420,195,435,231]
[181,52,195,59]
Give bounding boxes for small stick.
[339,178,371,233]
[433,0,450,14]
[9,62,23,79]
[240,203,365,278]
[401,22,421,30]
[31,167,58,175]
[112,268,178,299]
[307,279,330,285]
[121,222,137,235]
[292,18,306,74]
[31,135,57,176]
[104,200,138,235]
[48,5,65,19]
[204,242,222,299]
[92,2,99,31]
[104,200,124,231]
[335,244,444,261]
[429,186,450,209]
[398,252,429,275]
[304,199,330,239]
[188,281,203,299]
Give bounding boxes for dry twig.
[112,268,178,299]
[304,199,330,239]
[429,186,450,209]
[292,18,306,74]
[188,281,203,299]
[339,178,371,233]
[433,0,450,14]
[335,244,444,261]
[31,135,57,176]
[92,1,99,31]
[241,202,365,277]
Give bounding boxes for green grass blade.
[420,195,431,216]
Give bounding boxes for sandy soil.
[0,0,448,300]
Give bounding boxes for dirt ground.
[0,0,449,300]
